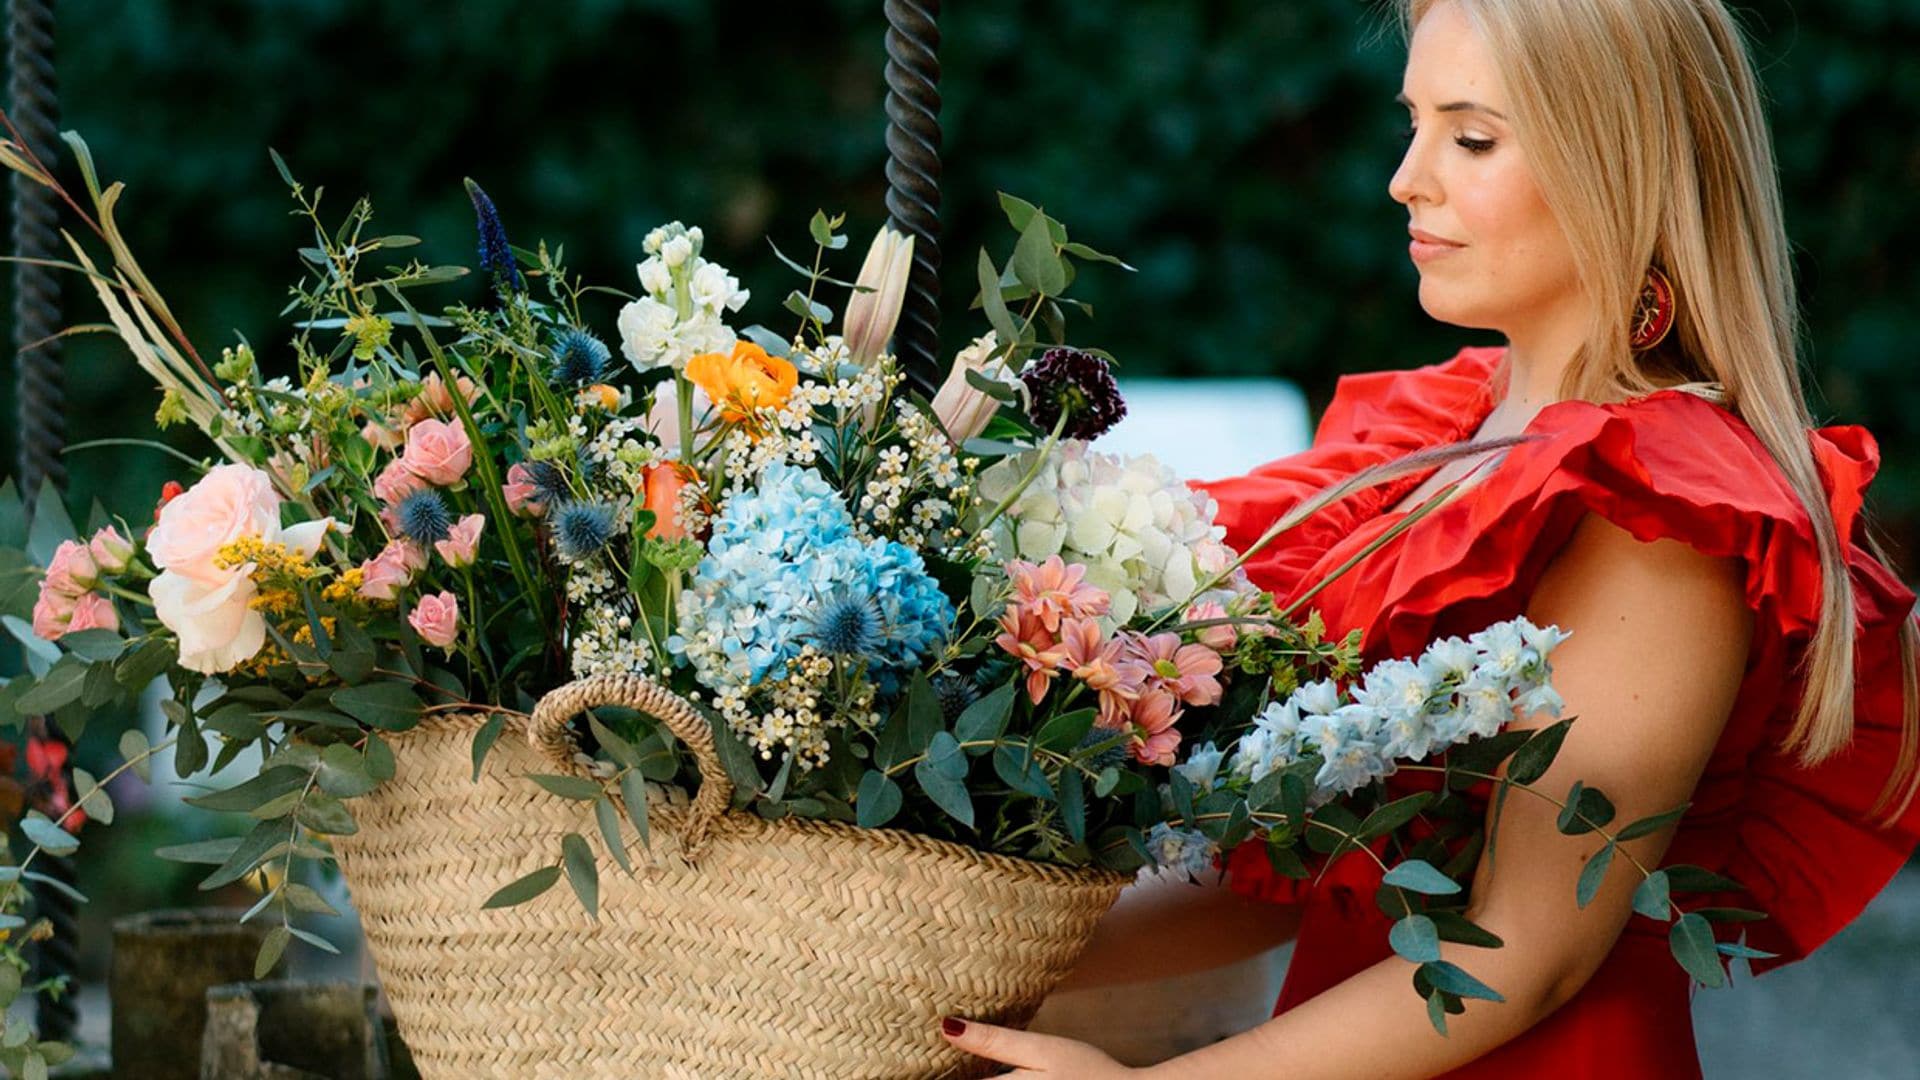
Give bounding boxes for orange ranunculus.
[641,462,691,540]
[684,341,798,428]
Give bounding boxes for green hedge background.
[2,0,1916,570]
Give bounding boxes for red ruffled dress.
[1192,345,1920,1078]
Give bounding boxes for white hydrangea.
[975,440,1236,623]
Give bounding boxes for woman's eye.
[1456,135,1496,154]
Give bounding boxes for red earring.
[1630,265,1676,351]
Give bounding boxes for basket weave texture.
[329,674,1131,1078]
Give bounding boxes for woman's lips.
[1409,228,1464,263]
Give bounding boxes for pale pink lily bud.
[1183,600,1236,652]
[434,514,486,569]
[930,331,1006,443]
[88,526,135,574]
[408,591,461,650]
[43,540,99,597]
[66,592,119,635]
[842,226,915,368]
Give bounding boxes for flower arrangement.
[0,131,1760,1073]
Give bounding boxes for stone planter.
[110,908,273,1080]
[200,981,388,1079]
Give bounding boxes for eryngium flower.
[1019,346,1126,441]
[553,501,619,564]
[464,177,523,292]
[931,670,978,723]
[551,328,611,386]
[395,489,453,546]
[521,459,569,506]
[803,589,885,658]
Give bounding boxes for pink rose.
[1183,600,1236,652]
[399,418,472,487]
[402,372,480,427]
[373,458,427,505]
[358,541,420,601]
[146,464,283,586]
[434,514,485,568]
[88,526,135,575]
[503,462,547,518]
[30,585,76,641]
[66,592,119,635]
[43,540,99,597]
[408,591,460,650]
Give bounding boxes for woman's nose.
[1388,136,1438,207]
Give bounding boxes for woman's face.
[1390,2,1583,342]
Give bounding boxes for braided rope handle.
[528,674,734,865]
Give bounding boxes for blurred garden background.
[0,0,1915,1074]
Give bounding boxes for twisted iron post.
[882,0,942,394]
[8,0,79,1044]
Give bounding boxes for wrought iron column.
[8,0,78,1044]
[882,0,942,393]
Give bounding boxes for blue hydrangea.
[669,463,954,695]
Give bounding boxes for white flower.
[843,226,915,368]
[929,331,1008,444]
[661,234,693,268]
[617,296,679,371]
[690,260,750,314]
[1174,741,1226,793]
[636,256,671,298]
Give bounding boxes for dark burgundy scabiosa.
[1019,347,1126,441]
[464,177,524,293]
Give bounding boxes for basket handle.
[528,673,734,864]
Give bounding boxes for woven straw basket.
[328,673,1131,1078]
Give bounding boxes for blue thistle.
[522,460,569,505]
[464,177,524,293]
[396,489,453,546]
[932,671,978,723]
[1075,727,1132,770]
[804,590,885,659]
[553,501,619,564]
[551,328,611,386]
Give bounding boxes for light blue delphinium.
[1221,616,1573,802]
[1141,821,1222,884]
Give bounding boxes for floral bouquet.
[0,129,1754,1075]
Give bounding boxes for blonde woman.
[940,1,1920,1076]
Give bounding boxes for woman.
[941,1,1920,1076]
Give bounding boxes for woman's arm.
[1051,872,1303,991]
[1138,510,1755,1078]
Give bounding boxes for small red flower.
[25,735,84,830]
[153,480,186,522]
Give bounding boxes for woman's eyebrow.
[1393,92,1508,120]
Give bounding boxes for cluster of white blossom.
[975,441,1237,624]
[710,645,859,770]
[568,601,657,680]
[584,415,657,496]
[616,221,749,373]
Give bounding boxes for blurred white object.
[1100,378,1311,482]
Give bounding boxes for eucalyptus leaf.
[562,832,599,918]
[1633,870,1672,921]
[1669,912,1726,987]
[1381,859,1461,896]
[1576,842,1616,908]
[1390,914,1442,964]
[482,864,561,909]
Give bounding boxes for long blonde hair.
[1395,0,1919,819]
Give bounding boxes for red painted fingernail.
[941,1016,967,1037]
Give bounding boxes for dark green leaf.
[1428,911,1504,948]
[1555,781,1615,835]
[925,730,967,780]
[255,927,290,980]
[155,837,242,865]
[1426,989,1449,1036]
[993,743,1054,799]
[199,821,288,890]
[1506,718,1572,784]
[1576,842,1616,908]
[1382,859,1461,896]
[1263,839,1310,879]
[1012,211,1067,295]
[618,770,652,849]
[1715,941,1778,960]
[295,792,357,835]
[1390,914,1442,963]
[1615,805,1691,842]
[1419,960,1505,1002]
[595,797,632,875]
[1360,792,1434,839]
[529,774,604,801]
[184,766,309,813]
[58,629,125,663]
[1633,870,1672,921]
[856,769,904,828]
[952,681,1016,750]
[1058,766,1087,845]
[976,250,1019,345]
[14,656,89,715]
[1663,864,1744,894]
[1035,707,1096,754]
[315,743,378,798]
[1669,912,1726,987]
[470,712,506,782]
[914,756,975,828]
[1694,907,1768,923]
[562,833,598,917]
[482,864,561,909]
[329,682,422,731]
[588,712,642,770]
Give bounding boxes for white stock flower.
[690,260,750,314]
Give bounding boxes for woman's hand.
[940,1016,1142,1077]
